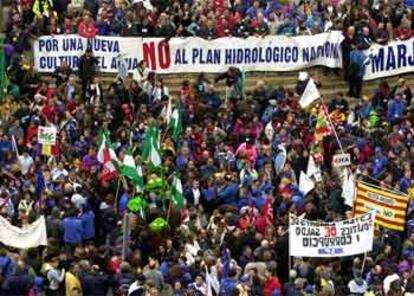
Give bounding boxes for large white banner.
[364,39,414,80]
[289,212,374,257]
[33,32,344,73]
[0,216,47,248]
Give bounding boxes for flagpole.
[361,252,367,274]
[166,199,172,223]
[288,216,292,284]
[319,97,345,154]
[161,126,170,144]
[114,176,122,214]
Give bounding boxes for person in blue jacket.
[80,205,95,242]
[372,147,388,179]
[387,93,406,123]
[217,174,238,205]
[62,208,83,251]
[220,267,238,295]
[348,45,367,98]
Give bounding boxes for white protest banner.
[0,216,47,249]
[332,153,351,168]
[38,126,57,145]
[33,32,344,73]
[364,38,414,80]
[289,212,374,257]
[299,79,320,108]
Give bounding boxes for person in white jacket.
[132,60,149,88]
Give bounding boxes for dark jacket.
[184,188,205,208]
[2,272,33,296]
[82,271,110,296]
[78,54,98,81]
[100,206,117,234]
[46,212,62,239]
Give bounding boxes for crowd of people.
[4,0,414,47]
[1,43,414,296]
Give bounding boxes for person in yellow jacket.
[65,263,83,296]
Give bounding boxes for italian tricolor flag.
[97,129,119,182]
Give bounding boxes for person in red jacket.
[42,99,57,122]
[263,269,282,296]
[78,14,96,38]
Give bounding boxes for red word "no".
[143,41,171,70]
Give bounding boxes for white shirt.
[348,279,368,294]
[132,68,149,88]
[192,188,200,206]
[71,193,86,209]
[383,273,401,295]
[128,282,145,296]
[51,168,68,181]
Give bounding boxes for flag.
[117,54,128,81]
[127,196,148,219]
[101,149,118,182]
[171,175,184,208]
[165,97,172,125]
[169,107,183,142]
[206,266,220,296]
[299,171,315,196]
[241,65,246,96]
[354,181,408,231]
[97,129,118,181]
[142,126,162,167]
[149,217,168,232]
[342,172,356,207]
[35,169,45,198]
[11,136,19,158]
[41,144,52,156]
[119,149,144,191]
[264,121,274,141]
[221,245,231,279]
[314,106,332,142]
[97,129,119,163]
[299,79,320,108]
[306,155,322,181]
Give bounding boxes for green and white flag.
[171,175,184,208]
[142,126,162,167]
[169,106,182,142]
[120,149,144,192]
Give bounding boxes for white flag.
[306,155,322,181]
[164,96,172,124]
[299,79,320,108]
[0,216,47,248]
[299,171,315,196]
[265,121,274,141]
[342,171,356,207]
[206,266,220,296]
